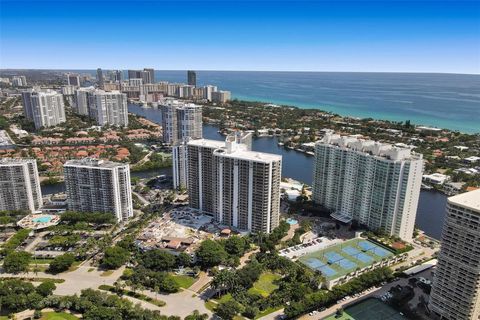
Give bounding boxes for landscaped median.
[98,284,166,307]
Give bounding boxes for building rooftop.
[318,133,422,161]
[64,158,128,169]
[188,139,225,149]
[188,138,281,163]
[448,189,480,211]
[0,158,35,165]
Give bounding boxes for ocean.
[151,71,480,133]
[73,70,480,133]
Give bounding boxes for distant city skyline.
[0,1,479,74]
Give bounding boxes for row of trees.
[0,278,205,320]
[284,267,394,317]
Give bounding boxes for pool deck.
[17,213,60,230]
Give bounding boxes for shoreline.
[229,95,480,134]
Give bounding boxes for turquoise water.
[154,71,480,133]
[286,218,298,225]
[75,70,480,132]
[33,216,53,223]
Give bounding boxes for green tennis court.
[298,238,395,280]
[323,298,406,320]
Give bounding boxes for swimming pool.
[286,218,298,225]
[33,215,53,223]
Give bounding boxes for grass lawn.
[171,274,196,289]
[41,311,79,320]
[248,272,281,297]
[101,270,115,277]
[205,300,216,312]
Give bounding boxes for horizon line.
[0,68,479,76]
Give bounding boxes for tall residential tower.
[21,89,66,129]
[0,158,42,212]
[64,158,133,222]
[187,70,197,86]
[312,133,423,241]
[160,100,203,189]
[187,133,281,233]
[429,189,480,320]
[88,90,129,127]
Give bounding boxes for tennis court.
[323,298,406,320]
[298,238,395,280]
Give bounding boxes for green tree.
[215,300,243,320]
[48,253,75,274]
[223,236,248,256]
[176,252,192,267]
[102,246,130,269]
[36,280,56,297]
[3,251,31,274]
[184,310,208,320]
[140,249,176,271]
[196,239,227,269]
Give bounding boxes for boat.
[421,183,433,190]
[278,142,284,146]
[306,151,315,156]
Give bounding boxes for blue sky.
[0,0,479,73]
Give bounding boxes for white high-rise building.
[161,100,202,189]
[88,90,128,127]
[211,90,231,103]
[12,76,27,87]
[64,158,133,222]
[21,89,66,129]
[74,86,95,116]
[172,144,188,190]
[0,158,43,212]
[160,100,202,145]
[187,133,281,233]
[61,85,76,96]
[129,78,143,87]
[429,189,480,320]
[312,133,424,241]
[204,85,218,101]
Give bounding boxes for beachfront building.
[211,90,231,104]
[64,158,133,222]
[429,189,480,320]
[312,133,424,241]
[187,132,281,233]
[21,89,66,129]
[187,70,196,86]
[88,90,128,127]
[0,158,43,212]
